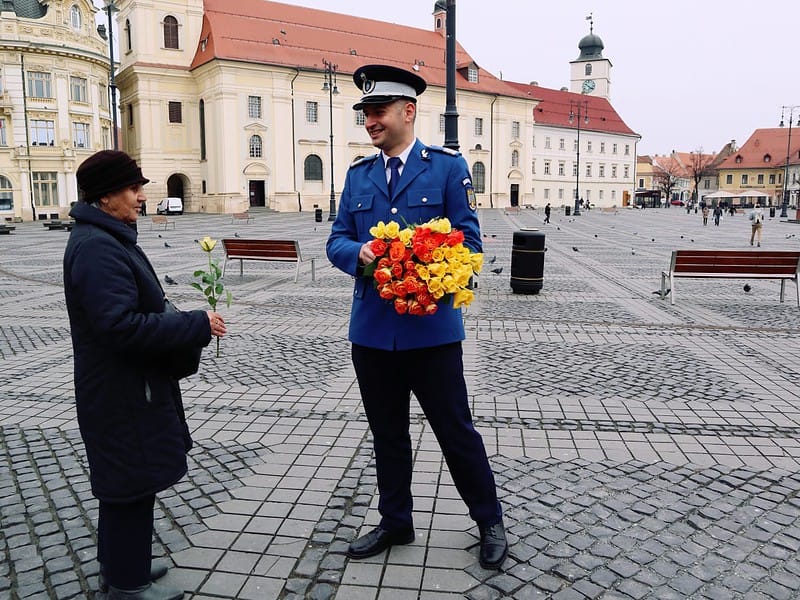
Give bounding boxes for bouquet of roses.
[363,217,483,316]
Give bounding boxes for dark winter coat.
[63,202,211,503]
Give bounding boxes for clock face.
[582,79,596,94]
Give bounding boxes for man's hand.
[359,242,376,265]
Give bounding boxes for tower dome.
[577,33,604,60]
[433,0,446,12]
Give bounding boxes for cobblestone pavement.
[2,207,800,599]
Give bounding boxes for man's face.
[362,100,415,156]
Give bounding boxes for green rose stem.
[191,237,232,358]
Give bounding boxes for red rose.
[391,262,404,278]
[446,230,465,245]
[378,283,395,300]
[374,268,392,285]
[394,298,408,314]
[370,238,388,256]
[377,257,391,270]
[389,241,406,262]
[408,299,426,316]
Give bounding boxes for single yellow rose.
[415,264,431,280]
[442,275,459,294]
[385,221,401,239]
[199,236,217,252]
[427,277,444,297]
[431,247,446,262]
[398,228,413,245]
[369,221,387,239]
[452,288,474,309]
[470,252,484,273]
[428,262,447,278]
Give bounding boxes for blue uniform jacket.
[327,139,481,351]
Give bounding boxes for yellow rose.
[427,277,444,297]
[442,275,459,294]
[369,221,387,239]
[443,247,457,262]
[428,262,447,278]
[199,236,217,252]
[398,228,414,245]
[431,247,446,262]
[385,221,401,239]
[470,252,484,273]
[415,264,431,281]
[452,288,474,309]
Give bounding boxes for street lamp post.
[103,0,119,150]
[322,59,339,221]
[569,100,589,216]
[779,105,799,218]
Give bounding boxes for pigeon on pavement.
[572,246,579,252]
[490,267,503,275]
[164,275,178,285]
[164,242,172,248]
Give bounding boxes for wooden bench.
[221,238,315,282]
[661,250,800,306]
[231,211,254,224]
[43,220,74,231]
[150,215,175,230]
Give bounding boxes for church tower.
[569,14,612,99]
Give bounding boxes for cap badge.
[361,73,376,94]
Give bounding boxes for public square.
[2,206,800,599]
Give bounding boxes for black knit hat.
[76,150,150,203]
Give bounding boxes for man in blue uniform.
[327,64,507,570]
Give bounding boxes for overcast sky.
[286,0,798,156]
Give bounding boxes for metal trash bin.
[314,208,323,222]
[510,228,545,295]
[565,206,571,216]
[770,206,776,218]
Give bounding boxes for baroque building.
[111,0,639,214]
[0,0,114,221]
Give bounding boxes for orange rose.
[391,262,404,278]
[408,299,426,316]
[378,283,395,300]
[374,267,392,285]
[392,280,408,298]
[446,230,465,245]
[394,298,408,314]
[377,257,391,270]
[389,241,406,262]
[424,303,438,316]
[371,238,388,256]
[416,291,433,306]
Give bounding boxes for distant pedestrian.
[713,205,722,226]
[750,203,764,247]
[544,202,551,224]
[729,205,736,216]
[702,205,709,226]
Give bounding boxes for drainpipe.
[290,68,301,211]
[488,95,497,208]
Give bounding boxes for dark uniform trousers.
[352,342,502,532]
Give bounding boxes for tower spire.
[586,13,593,34]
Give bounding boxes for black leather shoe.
[478,521,508,570]
[347,526,415,559]
[99,561,169,593]
[107,581,183,600]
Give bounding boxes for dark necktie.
[387,157,402,199]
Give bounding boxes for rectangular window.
[544,137,551,149]
[72,122,90,148]
[511,121,520,139]
[544,188,550,200]
[467,66,478,83]
[531,160,536,175]
[586,141,592,153]
[726,174,733,185]
[248,96,262,119]
[128,104,134,126]
[612,143,618,154]
[70,76,88,103]
[439,114,445,133]
[638,178,645,188]
[611,165,617,178]
[99,84,108,109]
[769,174,776,184]
[532,136,536,148]
[757,174,764,184]
[585,190,591,201]
[624,165,630,178]
[585,163,592,177]
[600,142,606,154]
[30,120,55,145]
[474,117,483,136]
[611,190,616,201]
[306,101,318,123]
[573,139,578,151]
[741,174,748,185]
[599,164,605,178]
[573,163,578,176]
[102,126,110,149]
[27,72,52,98]
[624,144,630,156]
[558,162,565,176]
[703,179,710,189]
[559,138,565,150]
[599,190,604,200]
[0,119,6,146]
[354,111,365,127]
[32,172,58,206]
[558,188,564,200]
[168,101,182,123]
[544,160,551,175]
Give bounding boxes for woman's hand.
[358,242,376,265]
[207,311,227,337]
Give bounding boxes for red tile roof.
[716,128,800,169]
[192,0,529,99]
[505,82,638,137]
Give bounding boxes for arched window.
[0,175,13,211]
[70,5,82,30]
[511,150,519,168]
[585,64,592,76]
[304,155,323,181]
[124,20,132,52]
[472,162,486,194]
[249,135,262,158]
[163,15,179,49]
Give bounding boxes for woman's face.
[99,184,147,224]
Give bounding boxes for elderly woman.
[63,150,227,600]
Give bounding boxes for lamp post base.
[780,202,789,218]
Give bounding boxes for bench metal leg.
[796,278,800,308]
[239,259,243,277]
[294,260,301,283]
[670,273,675,305]
[311,258,316,282]
[780,279,786,303]
[222,258,227,278]
[660,272,667,300]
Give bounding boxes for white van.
[156,197,183,215]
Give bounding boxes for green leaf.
[225,290,233,307]
[189,282,202,291]
[193,269,206,277]
[362,259,378,278]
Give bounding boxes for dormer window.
[764,154,771,163]
[735,155,743,163]
[467,66,478,83]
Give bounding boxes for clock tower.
[569,15,611,99]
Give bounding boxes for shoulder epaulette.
[349,154,380,168]
[427,145,461,157]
